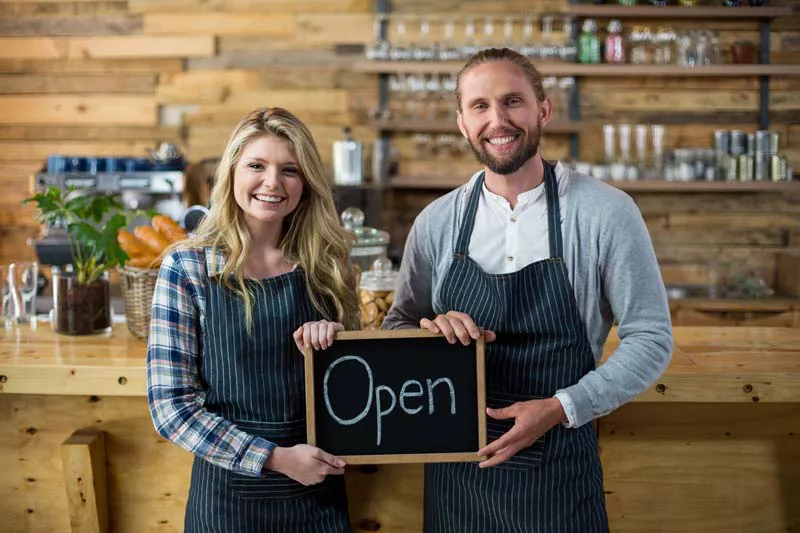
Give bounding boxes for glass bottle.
[605,19,625,64]
[578,19,601,64]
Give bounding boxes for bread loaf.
[151,215,188,243]
[117,230,150,258]
[133,225,172,255]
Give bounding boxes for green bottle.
[579,19,601,64]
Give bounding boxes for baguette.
[151,215,188,243]
[117,230,150,258]
[127,255,161,269]
[133,225,172,255]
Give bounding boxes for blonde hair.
[181,107,358,332]
[456,47,547,111]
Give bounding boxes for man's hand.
[477,397,567,468]
[420,311,496,345]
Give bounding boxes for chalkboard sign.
[304,329,486,464]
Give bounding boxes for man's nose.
[488,103,509,126]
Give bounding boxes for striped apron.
[425,164,609,533]
[184,269,351,533]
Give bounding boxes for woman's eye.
[283,167,299,175]
[248,162,263,170]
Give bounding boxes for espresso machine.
[32,143,188,267]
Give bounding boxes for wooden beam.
[0,16,142,37]
[129,0,371,13]
[0,96,157,126]
[0,36,215,60]
[0,58,184,74]
[143,13,293,36]
[0,141,157,162]
[0,74,157,94]
[61,428,108,533]
[0,125,181,142]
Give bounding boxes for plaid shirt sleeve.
[146,249,276,478]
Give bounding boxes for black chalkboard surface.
[304,329,486,464]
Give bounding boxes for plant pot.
[731,43,756,65]
[54,274,111,335]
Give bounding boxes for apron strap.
[454,171,485,256]
[543,162,563,259]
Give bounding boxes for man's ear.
[457,111,467,139]
[539,98,553,128]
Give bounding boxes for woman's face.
[232,134,304,233]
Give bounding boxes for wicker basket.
[118,266,159,341]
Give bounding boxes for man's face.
[457,61,551,175]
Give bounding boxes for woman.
[147,107,358,532]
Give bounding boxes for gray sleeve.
[557,195,673,427]
[382,215,435,330]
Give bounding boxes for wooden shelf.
[563,5,793,19]
[388,177,800,192]
[369,119,584,134]
[353,60,800,77]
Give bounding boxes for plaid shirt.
[146,247,276,478]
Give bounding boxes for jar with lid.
[341,207,390,275]
[628,26,653,65]
[605,20,625,64]
[359,257,399,330]
[578,19,601,64]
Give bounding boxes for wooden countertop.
[1,325,799,402]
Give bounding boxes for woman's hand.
[420,311,496,345]
[264,444,346,485]
[293,320,344,352]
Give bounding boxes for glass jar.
[52,268,111,335]
[605,20,625,64]
[359,258,399,330]
[629,26,653,65]
[578,19,601,64]
[341,207,390,278]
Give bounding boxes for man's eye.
[507,98,521,105]
[473,103,487,110]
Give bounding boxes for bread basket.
[118,266,159,341]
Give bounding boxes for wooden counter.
[1,325,798,532]
[2,324,799,402]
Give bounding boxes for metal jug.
[332,127,363,185]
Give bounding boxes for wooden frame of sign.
[304,329,486,464]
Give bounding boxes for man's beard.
[467,119,541,175]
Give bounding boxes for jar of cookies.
[359,257,399,330]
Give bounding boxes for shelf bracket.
[758,18,770,130]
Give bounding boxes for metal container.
[754,153,769,181]
[738,155,754,181]
[730,130,747,156]
[724,155,738,181]
[332,127,363,186]
[714,130,731,154]
[754,130,772,155]
[770,155,788,181]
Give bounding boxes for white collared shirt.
[467,163,569,274]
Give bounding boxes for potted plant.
[23,187,135,335]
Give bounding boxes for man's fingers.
[477,429,516,457]
[485,330,497,343]
[486,405,515,420]
[420,317,440,334]
[446,311,480,339]
[479,449,513,468]
[434,316,457,344]
[448,319,472,346]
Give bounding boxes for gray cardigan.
[382,166,673,428]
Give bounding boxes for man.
[382,48,673,532]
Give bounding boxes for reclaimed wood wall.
[1,0,799,291]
